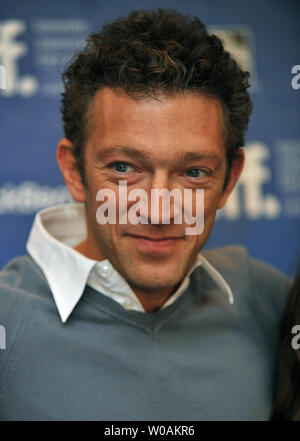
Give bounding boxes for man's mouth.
[127,234,184,253]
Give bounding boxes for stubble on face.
[78,88,228,305]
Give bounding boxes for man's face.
[61,88,243,295]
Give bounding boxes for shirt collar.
[26,203,233,323]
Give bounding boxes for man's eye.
[111,162,134,173]
[185,168,206,178]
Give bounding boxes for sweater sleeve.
[0,258,32,376]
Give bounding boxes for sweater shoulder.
[0,254,47,294]
[0,256,49,336]
[201,245,292,319]
[0,255,51,372]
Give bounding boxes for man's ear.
[56,138,86,203]
[217,148,245,210]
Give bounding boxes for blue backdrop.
[0,0,299,277]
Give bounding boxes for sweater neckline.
[81,280,192,335]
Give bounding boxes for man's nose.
[143,170,181,225]
[151,170,170,192]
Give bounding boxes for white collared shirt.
[26,203,234,323]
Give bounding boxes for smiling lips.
[127,234,183,252]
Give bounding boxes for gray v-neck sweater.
[0,246,291,420]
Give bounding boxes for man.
[0,9,291,420]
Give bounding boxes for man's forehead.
[87,87,226,158]
[90,87,223,121]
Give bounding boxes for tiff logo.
[218,142,281,220]
[0,19,38,96]
[0,325,6,350]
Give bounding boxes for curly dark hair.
[61,8,253,188]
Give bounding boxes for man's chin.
[129,280,180,294]
[119,265,187,293]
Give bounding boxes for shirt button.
[98,264,112,278]
[124,299,134,309]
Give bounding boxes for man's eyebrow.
[176,151,221,162]
[95,146,221,164]
[95,146,153,162]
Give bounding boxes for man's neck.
[129,285,179,313]
[74,240,178,313]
